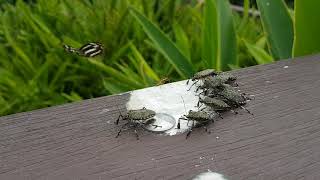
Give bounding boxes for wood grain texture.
[1,55,320,180]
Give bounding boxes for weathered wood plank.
[1,55,320,180]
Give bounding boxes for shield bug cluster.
[195,71,252,115]
[179,70,253,138]
[115,107,161,140]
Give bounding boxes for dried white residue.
[126,80,199,135]
[192,171,228,180]
[283,65,289,69]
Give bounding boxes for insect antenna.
[180,96,187,115]
[176,96,188,129]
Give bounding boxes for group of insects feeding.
[177,69,253,138]
[113,69,253,140]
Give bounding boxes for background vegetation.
[0,0,318,116]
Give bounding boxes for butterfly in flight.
[63,42,103,57]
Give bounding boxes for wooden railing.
[1,55,320,179]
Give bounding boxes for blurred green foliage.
[0,0,294,116]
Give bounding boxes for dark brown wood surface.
[1,55,320,180]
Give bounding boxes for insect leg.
[240,106,253,115]
[133,123,140,140]
[197,102,204,109]
[176,118,181,129]
[204,126,211,134]
[115,122,129,138]
[134,130,139,140]
[187,80,199,91]
[195,85,202,92]
[216,112,223,119]
[152,124,162,129]
[186,120,195,139]
[115,114,124,125]
[176,117,188,129]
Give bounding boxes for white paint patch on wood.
[192,171,228,180]
[126,80,200,135]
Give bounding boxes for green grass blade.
[256,0,294,59]
[293,1,320,57]
[87,59,144,89]
[1,12,36,75]
[202,0,217,68]
[129,43,160,82]
[202,0,237,71]
[173,23,191,61]
[244,40,274,64]
[130,8,194,78]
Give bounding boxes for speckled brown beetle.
[197,96,238,117]
[187,69,218,90]
[195,72,238,94]
[115,107,161,140]
[215,84,253,115]
[177,110,218,139]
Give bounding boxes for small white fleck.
[211,158,214,160]
[99,108,110,114]
[106,120,113,124]
[195,164,200,167]
[265,80,271,83]
[250,95,255,97]
[200,157,203,160]
[283,66,289,69]
[216,136,219,139]
[193,172,228,180]
[151,158,155,161]
[237,89,241,92]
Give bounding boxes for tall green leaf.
[130,8,194,78]
[202,0,237,71]
[256,0,293,59]
[244,40,274,64]
[293,1,320,57]
[173,23,191,61]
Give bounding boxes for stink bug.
[215,72,237,86]
[216,84,253,115]
[115,107,161,140]
[177,110,218,139]
[198,96,237,117]
[196,72,237,93]
[187,69,217,89]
